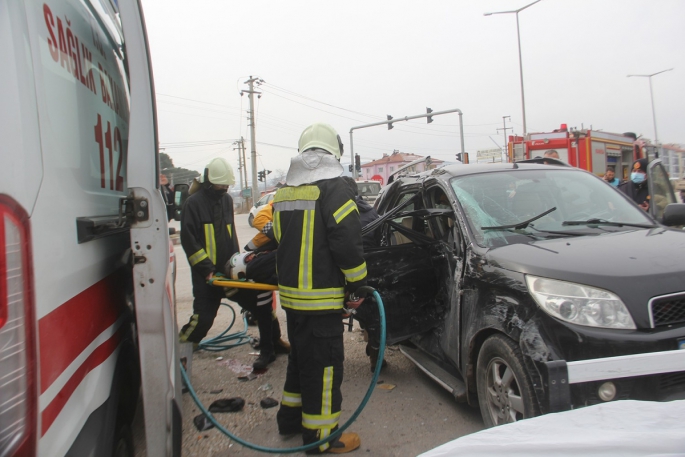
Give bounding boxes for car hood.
[484,228,685,327]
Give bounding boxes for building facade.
[360,151,443,185]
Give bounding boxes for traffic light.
[265,170,272,176]
[257,170,265,182]
[348,164,353,172]
[355,154,361,171]
[387,114,394,130]
[456,153,470,164]
[426,107,433,124]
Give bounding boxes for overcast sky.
[142,0,685,179]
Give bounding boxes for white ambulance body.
[0,0,181,455]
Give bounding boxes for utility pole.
[497,116,512,162]
[232,139,244,190]
[241,76,263,205]
[240,136,248,191]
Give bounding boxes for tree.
[159,152,200,185]
[160,152,174,170]
[268,168,287,187]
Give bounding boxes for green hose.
[180,288,386,453]
[197,302,252,352]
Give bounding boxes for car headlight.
[525,275,636,330]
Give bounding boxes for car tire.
[476,334,539,428]
[247,213,254,227]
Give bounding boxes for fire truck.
[1,0,181,456]
[508,124,659,180]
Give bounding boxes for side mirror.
[661,203,685,227]
[173,184,189,221]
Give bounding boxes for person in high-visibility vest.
[274,123,367,454]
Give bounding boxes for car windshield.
[450,169,654,248]
[357,182,381,197]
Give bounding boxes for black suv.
[356,159,685,427]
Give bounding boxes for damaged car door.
[357,179,466,394]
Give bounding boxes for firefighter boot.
[305,430,361,454]
[253,351,276,370]
[367,344,387,373]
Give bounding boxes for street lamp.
[484,0,542,138]
[627,68,674,156]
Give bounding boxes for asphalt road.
[138,212,484,457]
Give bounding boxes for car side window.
[426,187,454,242]
[389,191,422,245]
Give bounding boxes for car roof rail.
[388,156,432,184]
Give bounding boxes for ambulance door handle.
[76,215,129,244]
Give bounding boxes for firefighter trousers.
[276,311,344,451]
[179,271,225,343]
[231,288,275,355]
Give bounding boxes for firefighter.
[179,157,240,345]
[618,158,650,211]
[275,123,367,454]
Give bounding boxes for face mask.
[630,172,645,184]
[213,187,228,197]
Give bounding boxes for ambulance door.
[118,1,182,456]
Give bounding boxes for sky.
[142,0,685,182]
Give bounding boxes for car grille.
[649,293,685,327]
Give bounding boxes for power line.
[156,92,238,109]
[263,83,381,119]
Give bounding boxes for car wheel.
[476,334,539,427]
[247,214,254,227]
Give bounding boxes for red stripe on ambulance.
[38,269,127,393]
[41,325,124,435]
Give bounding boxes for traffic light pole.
[349,108,464,179]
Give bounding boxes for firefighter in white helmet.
[179,158,240,345]
[274,123,367,454]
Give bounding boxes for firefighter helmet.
[206,157,235,186]
[298,123,344,160]
[226,252,252,280]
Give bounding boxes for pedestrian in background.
[160,173,175,221]
[618,158,650,211]
[603,166,621,187]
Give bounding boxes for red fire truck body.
[508,124,655,180]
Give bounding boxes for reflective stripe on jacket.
[273,177,367,313]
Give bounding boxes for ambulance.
[1,0,181,455]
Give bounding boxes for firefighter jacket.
[273,177,367,313]
[181,186,240,279]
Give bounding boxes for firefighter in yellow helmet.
[275,123,367,454]
[179,158,240,344]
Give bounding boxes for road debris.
[193,414,214,431]
[377,383,396,391]
[260,397,279,409]
[208,397,245,413]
